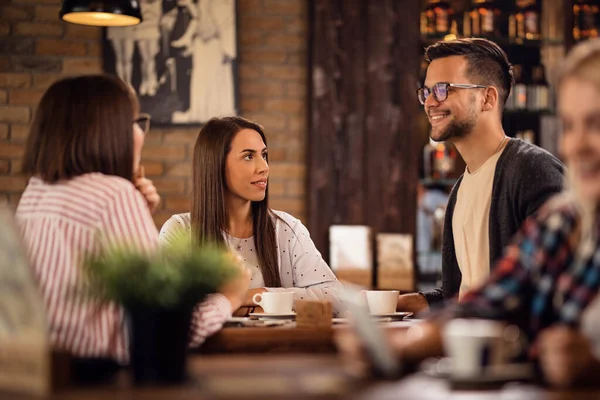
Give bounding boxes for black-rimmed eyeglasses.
[417,82,488,105]
[134,113,151,134]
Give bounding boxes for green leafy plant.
[83,232,240,309]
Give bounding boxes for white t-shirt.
[159,210,346,315]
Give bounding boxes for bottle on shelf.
[516,130,535,144]
[421,0,454,38]
[423,138,457,181]
[527,65,551,111]
[573,0,600,41]
[514,0,541,41]
[468,0,502,37]
[510,64,528,110]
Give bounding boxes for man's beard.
[432,108,477,142]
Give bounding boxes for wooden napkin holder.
[295,300,333,328]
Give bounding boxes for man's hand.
[397,292,429,314]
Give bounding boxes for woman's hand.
[134,166,161,214]
[536,325,600,388]
[218,258,252,312]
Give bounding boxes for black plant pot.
[127,306,193,385]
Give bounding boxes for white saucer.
[249,312,296,320]
[370,312,413,320]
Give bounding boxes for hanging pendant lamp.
[60,0,142,27]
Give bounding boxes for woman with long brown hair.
[15,75,249,381]
[160,116,344,316]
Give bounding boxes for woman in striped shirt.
[15,75,249,382]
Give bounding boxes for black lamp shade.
[60,0,142,27]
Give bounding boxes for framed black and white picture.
[102,0,238,125]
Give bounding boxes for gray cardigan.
[422,138,565,306]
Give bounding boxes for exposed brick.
[285,145,305,163]
[240,16,285,31]
[268,163,304,179]
[142,144,186,161]
[34,5,61,21]
[165,195,190,212]
[14,22,63,37]
[32,73,62,90]
[0,142,25,158]
[263,0,305,16]
[10,124,30,141]
[0,124,7,140]
[0,193,7,207]
[64,23,101,40]
[87,41,101,57]
[264,99,303,114]
[285,179,304,196]
[162,129,198,144]
[287,52,306,65]
[0,159,8,174]
[0,21,10,36]
[286,81,306,97]
[141,161,164,176]
[0,106,30,123]
[242,112,286,131]
[11,56,62,73]
[263,34,304,50]
[0,91,6,105]
[11,158,22,173]
[0,58,10,72]
[288,117,306,133]
[9,89,44,106]
[239,64,262,80]
[166,163,191,177]
[1,5,34,20]
[240,81,284,98]
[241,49,287,64]
[269,197,304,215]
[285,18,306,34]
[62,58,102,74]
[36,39,87,56]
[0,175,28,192]
[152,178,186,194]
[240,98,263,112]
[263,65,305,81]
[267,179,285,196]
[266,146,285,162]
[152,212,172,230]
[238,0,264,14]
[239,30,266,47]
[0,38,34,55]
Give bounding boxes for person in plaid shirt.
[336,39,600,389]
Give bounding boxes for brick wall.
[0,0,308,228]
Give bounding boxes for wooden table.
[197,320,415,354]
[5,354,600,400]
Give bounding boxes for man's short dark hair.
[425,38,514,108]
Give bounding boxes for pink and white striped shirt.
[15,173,231,363]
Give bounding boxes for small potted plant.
[83,233,239,385]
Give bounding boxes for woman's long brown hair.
[191,116,282,287]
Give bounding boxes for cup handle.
[252,293,263,307]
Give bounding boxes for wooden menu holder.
[295,300,332,329]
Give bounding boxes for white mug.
[365,290,399,315]
[252,292,294,314]
[443,318,523,379]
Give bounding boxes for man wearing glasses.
[398,38,564,313]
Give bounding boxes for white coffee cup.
[365,290,399,315]
[443,318,522,379]
[252,292,294,314]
